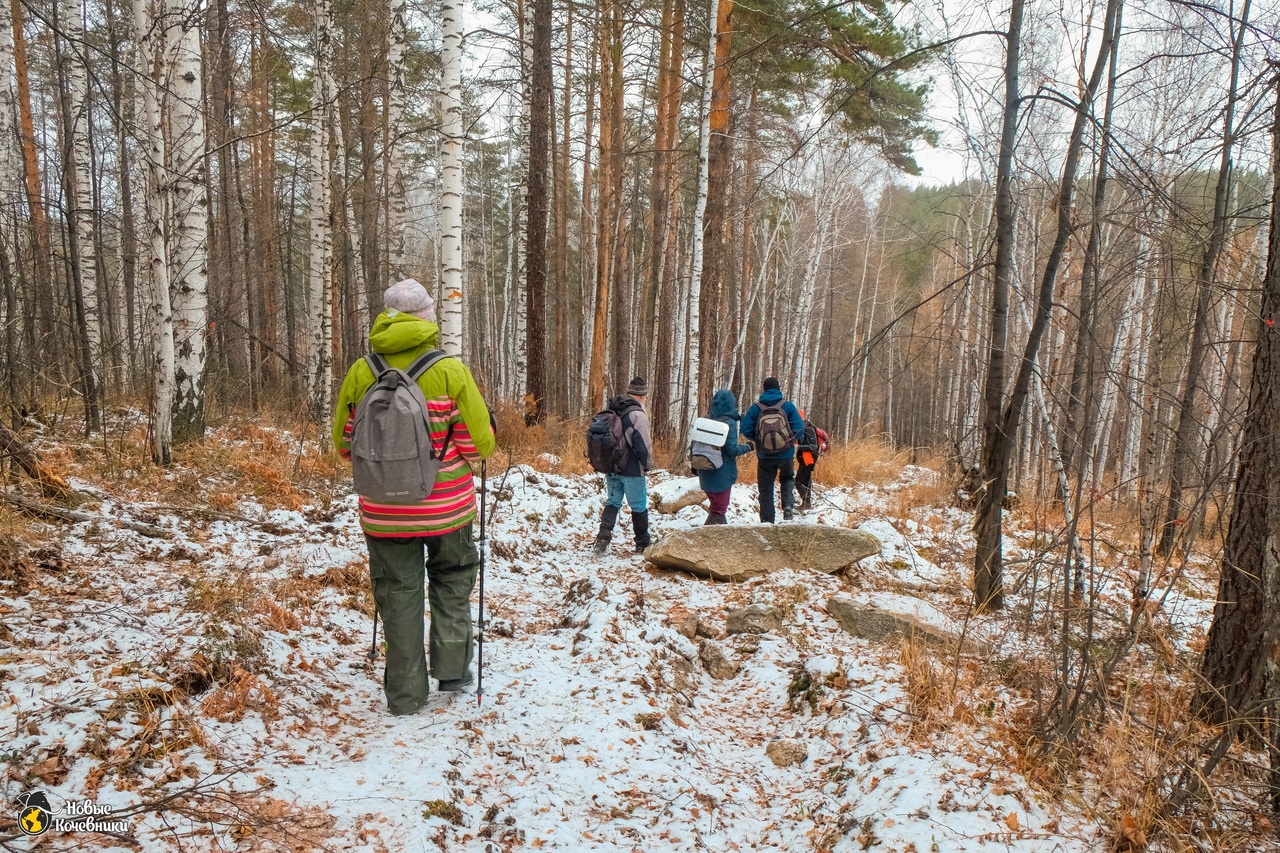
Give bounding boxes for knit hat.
[763,377,781,392]
[626,377,648,397]
[384,278,436,321]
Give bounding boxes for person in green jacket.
[332,279,495,715]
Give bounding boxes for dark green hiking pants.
[365,525,479,715]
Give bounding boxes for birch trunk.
[684,5,717,428]
[134,0,175,464]
[167,0,209,442]
[308,0,335,421]
[438,0,465,354]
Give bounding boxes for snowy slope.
[2,449,1127,851]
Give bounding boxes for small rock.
[667,607,698,639]
[698,640,739,680]
[726,603,783,635]
[765,739,807,767]
[695,618,722,640]
[650,478,709,514]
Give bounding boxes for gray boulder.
[826,594,987,655]
[726,603,784,635]
[644,524,880,581]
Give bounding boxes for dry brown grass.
[815,437,915,487]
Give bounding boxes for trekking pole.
[477,459,487,705]
[367,608,380,660]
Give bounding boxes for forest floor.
[0,410,1270,852]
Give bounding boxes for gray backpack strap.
[405,348,449,381]
[365,352,391,376]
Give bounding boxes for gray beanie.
[626,377,649,397]
[384,278,436,321]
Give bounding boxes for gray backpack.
[350,349,450,503]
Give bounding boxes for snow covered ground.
[1,439,1211,851]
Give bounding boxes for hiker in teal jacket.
[697,389,752,524]
[741,377,806,522]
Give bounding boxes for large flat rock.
[644,524,880,581]
[826,593,988,656]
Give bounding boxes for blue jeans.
[605,474,648,512]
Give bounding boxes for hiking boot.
[593,505,620,555]
[800,500,813,511]
[782,508,795,521]
[632,510,652,552]
[436,670,475,692]
[708,513,727,525]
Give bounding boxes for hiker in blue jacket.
[697,389,753,525]
[740,377,806,522]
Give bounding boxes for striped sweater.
[332,311,496,538]
[339,396,484,536]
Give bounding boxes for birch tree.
[168,0,210,442]
[134,0,175,464]
[438,0,465,354]
[684,3,718,427]
[308,0,335,420]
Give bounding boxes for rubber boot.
[593,505,620,555]
[632,510,652,553]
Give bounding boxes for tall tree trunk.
[105,0,139,383]
[577,11,599,413]
[649,0,684,438]
[1193,73,1280,728]
[11,0,54,369]
[974,0,1118,609]
[53,0,101,433]
[696,0,733,414]
[438,0,465,353]
[550,7,571,418]
[604,9,627,397]
[684,2,718,434]
[308,0,335,421]
[134,0,174,464]
[0,0,16,400]
[168,0,210,442]
[524,0,551,424]
[586,5,617,411]
[386,0,408,280]
[1157,0,1251,556]
[1061,3,1123,484]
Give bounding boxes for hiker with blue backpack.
[587,377,654,555]
[332,279,496,716]
[740,377,806,523]
[691,389,753,525]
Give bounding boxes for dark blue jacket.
[698,389,753,494]
[741,389,805,461]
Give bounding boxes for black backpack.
[755,403,794,455]
[586,409,628,474]
[799,422,821,459]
